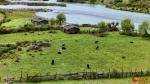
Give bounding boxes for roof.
[32,18,48,22]
[63,24,80,30]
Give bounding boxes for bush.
[139,21,150,37]
[49,18,57,26]
[17,47,22,51]
[15,58,20,62]
[56,13,66,25]
[97,21,108,33]
[121,19,134,33]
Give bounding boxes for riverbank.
[0,0,10,5]
[0,0,66,7]
[106,3,150,14]
[58,0,150,14]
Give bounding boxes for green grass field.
[0,30,150,79]
[1,10,35,28]
[2,18,32,29]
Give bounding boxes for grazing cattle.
[96,46,99,50]
[57,51,62,54]
[51,60,55,65]
[87,64,90,69]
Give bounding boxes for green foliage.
[97,21,108,33]
[139,21,150,37]
[121,19,134,33]
[115,0,123,3]
[89,0,97,4]
[108,0,150,14]
[49,18,57,26]
[56,13,66,25]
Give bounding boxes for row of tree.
[121,19,150,37]
[97,18,150,37]
[50,13,150,37]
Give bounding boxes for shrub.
[121,19,134,34]
[122,56,126,59]
[17,47,22,51]
[49,18,57,26]
[15,58,20,62]
[139,21,150,37]
[97,21,108,33]
[56,13,66,25]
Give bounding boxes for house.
[63,24,80,34]
[31,18,48,24]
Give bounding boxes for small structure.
[31,18,48,24]
[63,24,80,34]
[108,22,119,31]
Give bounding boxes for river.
[0,0,150,29]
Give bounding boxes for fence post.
[55,72,57,80]
[141,69,143,77]
[146,69,149,76]
[26,74,28,81]
[108,68,111,79]
[20,70,23,82]
[121,67,124,78]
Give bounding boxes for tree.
[139,21,150,37]
[97,21,108,33]
[121,19,134,33]
[56,13,66,25]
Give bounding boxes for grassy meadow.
[0,10,36,29]
[0,29,150,79]
[0,1,150,84]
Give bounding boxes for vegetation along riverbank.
[58,0,150,14]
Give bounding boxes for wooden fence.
[3,70,150,83]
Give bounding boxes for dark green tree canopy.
[56,13,66,25]
[139,21,150,36]
[121,19,134,33]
